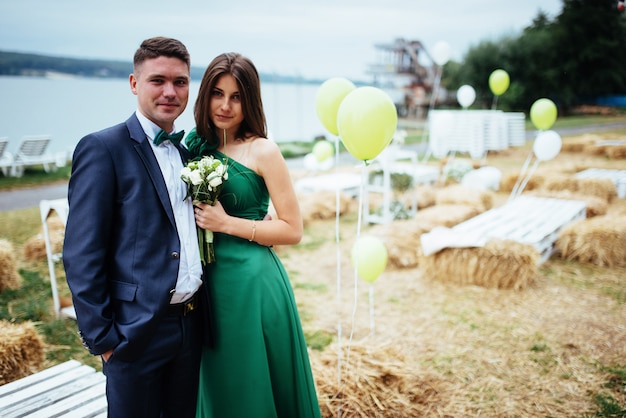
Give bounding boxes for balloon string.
[515,159,540,198]
[343,163,365,393]
[334,136,343,418]
[492,95,499,111]
[509,150,534,202]
[369,284,375,336]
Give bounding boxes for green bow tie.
[153,129,185,146]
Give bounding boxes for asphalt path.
[1,121,625,212]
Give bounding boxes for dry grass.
[289,135,626,417]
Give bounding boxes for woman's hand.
[194,201,228,233]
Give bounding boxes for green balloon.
[337,87,397,162]
[489,69,510,96]
[312,140,334,162]
[315,78,356,135]
[351,235,388,283]
[530,98,558,130]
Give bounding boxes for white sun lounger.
[0,137,11,176]
[9,135,57,177]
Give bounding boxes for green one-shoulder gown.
[196,152,321,418]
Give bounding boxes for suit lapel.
[126,115,178,229]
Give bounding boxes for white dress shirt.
[135,111,203,304]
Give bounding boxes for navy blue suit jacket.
[63,114,208,361]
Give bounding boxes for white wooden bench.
[452,196,587,263]
[0,360,107,417]
[575,168,626,199]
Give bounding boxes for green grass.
[0,165,71,191]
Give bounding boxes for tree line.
[441,0,626,113]
[0,51,319,85]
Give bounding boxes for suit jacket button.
[171,252,179,259]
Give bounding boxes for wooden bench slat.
[0,372,103,417]
[56,394,108,418]
[0,365,97,411]
[0,360,82,397]
[27,378,106,418]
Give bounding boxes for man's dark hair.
[133,36,190,71]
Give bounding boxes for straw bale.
[0,239,21,292]
[435,184,494,212]
[0,320,45,385]
[311,343,449,417]
[575,177,617,202]
[526,190,608,218]
[419,239,539,290]
[414,204,481,228]
[415,184,436,209]
[556,215,626,268]
[499,172,545,193]
[23,217,65,261]
[541,175,616,203]
[368,219,434,268]
[605,144,626,159]
[561,135,598,153]
[586,140,626,159]
[299,191,354,226]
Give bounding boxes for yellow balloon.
[489,69,510,96]
[337,86,398,161]
[530,98,558,130]
[312,140,334,162]
[351,236,388,283]
[315,77,356,135]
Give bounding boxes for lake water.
[0,76,328,156]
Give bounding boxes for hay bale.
[311,343,448,417]
[540,175,617,203]
[561,135,598,153]
[605,144,626,159]
[500,172,546,193]
[576,177,617,202]
[435,184,494,212]
[415,184,437,209]
[419,239,539,290]
[23,217,65,261]
[0,239,21,292]
[299,191,354,226]
[369,219,434,269]
[415,204,481,228]
[526,190,608,218]
[556,215,626,268]
[0,320,45,385]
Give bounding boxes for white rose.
[180,166,192,181]
[207,172,223,188]
[189,170,203,186]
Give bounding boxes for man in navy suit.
[63,36,208,418]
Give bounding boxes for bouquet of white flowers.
[181,155,229,265]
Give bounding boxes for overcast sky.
[0,0,563,82]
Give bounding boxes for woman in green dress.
[187,52,321,418]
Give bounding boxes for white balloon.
[303,153,319,170]
[533,130,562,161]
[456,85,476,108]
[432,41,451,66]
